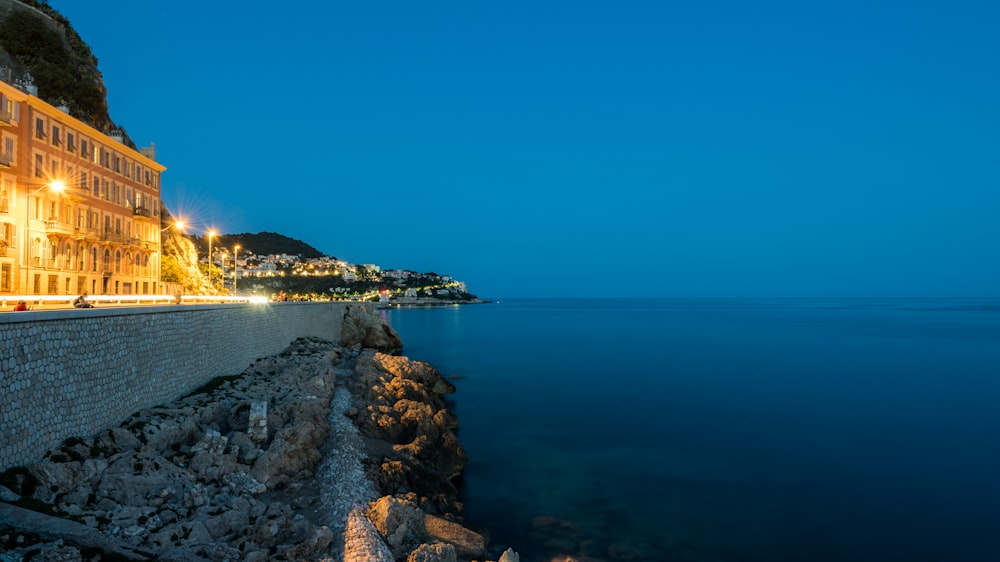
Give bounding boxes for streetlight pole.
[233,244,240,294]
[22,180,65,294]
[207,230,216,290]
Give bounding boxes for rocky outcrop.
[0,338,516,562]
[349,352,467,511]
[340,304,404,353]
[0,338,342,561]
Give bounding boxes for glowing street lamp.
[162,219,185,232]
[21,179,66,294]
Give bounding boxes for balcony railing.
[101,232,141,246]
[74,227,100,240]
[45,219,74,236]
[133,206,152,219]
[0,110,11,125]
[0,151,11,167]
[0,199,8,213]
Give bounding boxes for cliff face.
[0,0,130,145]
[161,230,219,295]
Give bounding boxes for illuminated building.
[0,78,166,296]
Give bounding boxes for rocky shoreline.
[0,308,518,562]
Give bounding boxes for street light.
[206,229,216,289]
[22,179,65,294]
[233,244,240,294]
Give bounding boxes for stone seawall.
[0,302,363,472]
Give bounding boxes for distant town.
[198,247,482,304]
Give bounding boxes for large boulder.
[423,514,487,559]
[365,495,428,558]
[341,304,403,353]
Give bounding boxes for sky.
[51,0,999,298]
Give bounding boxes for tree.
[160,254,183,283]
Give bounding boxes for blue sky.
[52,1,999,298]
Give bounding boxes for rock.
[343,508,394,562]
[340,304,403,353]
[247,401,268,443]
[498,547,522,562]
[424,514,487,559]
[374,353,456,396]
[365,495,428,558]
[250,421,325,488]
[228,431,260,464]
[407,542,458,562]
[282,525,334,560]
[0,484,20,502]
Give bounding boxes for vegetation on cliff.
[0,0,130,144]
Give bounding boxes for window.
[52,126,61,147]
[35,118,46,140]
[4,137,14,162]
[91,246,97,272]
[35,153,43,178]
[103,249,110,271]
[67,132,76,152]
[92,176,99,197]
[1,263,10,291]
[115,250,122,273]
[81,139,89,158]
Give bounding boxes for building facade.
[0,79,166,296]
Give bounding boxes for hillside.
[191,231,327,259]
[0,0,131,144]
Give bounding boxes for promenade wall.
[0,302,358,472]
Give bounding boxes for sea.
[381,298,1000,562]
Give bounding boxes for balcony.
[0,110,11,126]
[74,227,100,241]
[133,206,152,220]
[0,151,11,168]
[45,219,74,237]
[101,231,129,244]
[0,199,8,213]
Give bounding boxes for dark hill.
[193,231,327,259]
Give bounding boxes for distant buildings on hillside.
[205,250,468,297]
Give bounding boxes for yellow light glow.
[49,180,66,193]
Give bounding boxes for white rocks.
[247,400,268,443]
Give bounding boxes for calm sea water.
[382,298,1000,562]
